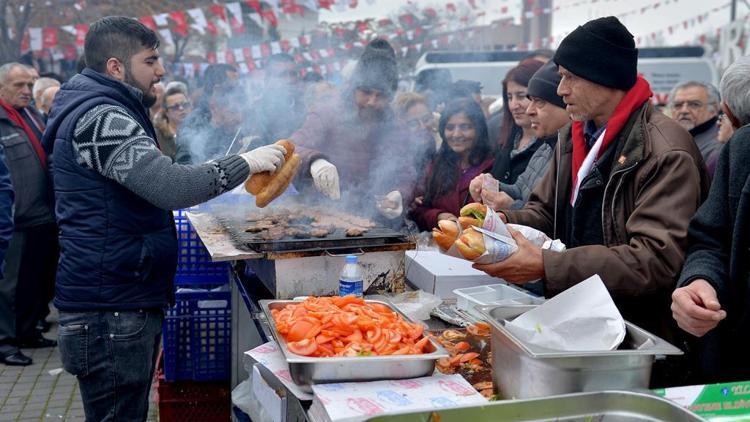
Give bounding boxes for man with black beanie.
[474,17,708,354]
[291,39,417,222]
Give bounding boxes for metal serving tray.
[259,299,449,393]
[365,390,705,421]
[477,305,683,400]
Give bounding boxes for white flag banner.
[158,28,174,46]
[251,45,262,59]
[29,27,42,51]
[187,8,208,34]
[234,48,245,62]
[247,12,264,28]
[61,25,76,35]
[154,13,169,27]
[271,42,281,54]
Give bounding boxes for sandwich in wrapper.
[435,208,565,264]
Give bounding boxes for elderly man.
[671,56,750,383]
[32,77,60,117]
[670,81,722,177]
[0,63,58,366]
[474,17,707,340]
[291,39,416,222]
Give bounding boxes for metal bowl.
[259,299,449,392]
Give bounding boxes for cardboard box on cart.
[405,250,499,299]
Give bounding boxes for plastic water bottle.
[339,255,364,297]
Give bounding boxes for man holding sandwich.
[472,17,707,341]
[43,17,287,420]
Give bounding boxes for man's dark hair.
[84,16,160,73]
[201,63,237,97]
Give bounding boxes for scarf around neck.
[570,76,652,204]
[0,99,46,168]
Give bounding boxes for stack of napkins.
[307,375,487,422]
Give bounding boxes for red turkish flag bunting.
[139,16,157,31]
[246,0,262,13]
[318,0,333,9]
[261,8,278,26]
[169,11,189,37]
[42,27,57,49]
[207,52,217,64]
[209,5,227,21]
[75,24,88,47]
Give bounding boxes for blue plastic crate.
[174,209,229,286]
[163,288,231,381]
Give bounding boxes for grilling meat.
[244,206,377,241]
[345,227,367,237]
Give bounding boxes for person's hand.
[437,212,457,222]
[376,190,403,219]
[469,174,485,202]
[473,227,544,283]
[412,196,424,207]
[240,144,285,174]
[483,190,514,211]
[310,159,341,199]
[671,279,726,337]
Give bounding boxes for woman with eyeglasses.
[409,98,494,231]
[153,84,192,161]
[393,92,440,176]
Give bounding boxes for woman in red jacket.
[410,98,493,231]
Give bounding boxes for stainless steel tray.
[477,305,683,399]
[365,390,705,421]
[259,299,449,392]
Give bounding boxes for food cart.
[181,203,716,422]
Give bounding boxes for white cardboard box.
[405,250,501,299]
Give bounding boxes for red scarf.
[0,99,46,168]
[570,76,652,202]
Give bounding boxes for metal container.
[477,305,683,399]
[259,299,449,392]
[365,390,705,421]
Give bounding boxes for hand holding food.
[244,140,301,208]
[310,159,341,200]
[240,143,286,174]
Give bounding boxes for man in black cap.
[291,39,417,221]
[474,16,708,344]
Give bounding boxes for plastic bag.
[386,290,443,321]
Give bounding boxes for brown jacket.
[506,103,708,335]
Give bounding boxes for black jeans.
[58,309,163,422]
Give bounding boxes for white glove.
[376,190,403,219]
[310,159,340,199]
[240,144,286,174]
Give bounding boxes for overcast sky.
[319,0,739,47]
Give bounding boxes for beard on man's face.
[124,66,157,108]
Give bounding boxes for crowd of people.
[0,12,746,420]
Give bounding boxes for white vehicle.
[414,47,718,104]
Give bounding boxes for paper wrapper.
[437,208,560,264]
[505,275,626,351]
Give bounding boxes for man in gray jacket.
[669,81,722,178]
[0,63,57,366]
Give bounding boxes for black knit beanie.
[553,16,638,91]
[527,61,566,109]
[352,38,398,96]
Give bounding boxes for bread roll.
[245,139,295,195]
[432,220,459,251]
[454,228,486,260]
[255,154,301,208]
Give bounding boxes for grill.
[211,206,412,255]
